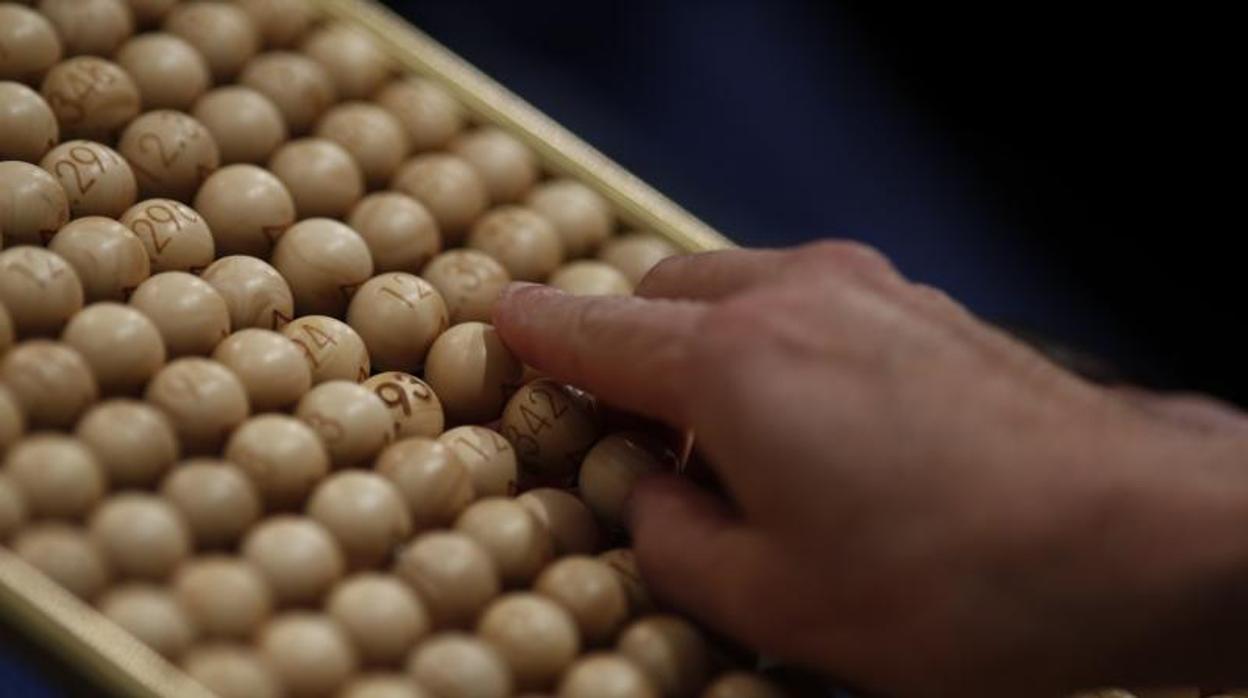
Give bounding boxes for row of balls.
[1,0,677,269]
[0,344,783,698]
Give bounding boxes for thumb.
[629,474,779,640]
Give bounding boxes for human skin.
[493,241,1248,697]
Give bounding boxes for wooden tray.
[0,1,731,695]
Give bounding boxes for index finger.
[635,248,790,300]
[493,283,706,426]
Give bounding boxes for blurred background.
[394,0,1240,403]
[1,0,1238,694]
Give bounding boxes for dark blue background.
[397,1,1100,343]
[391,0,1240,399]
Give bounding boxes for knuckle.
[911,283,958,311]
[801,239,895,277]
[694,298,765,353]
[684,297,770,390]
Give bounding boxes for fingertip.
[493,281,556,328]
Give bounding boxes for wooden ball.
[39,139,137,217]
[0,471,27,540]
[281,314,370,384]
[500,379,600,480]
[327,573,430,665]
[174,556,273,639]
[558,653,658,698]
[449,128,538,204]
[3,433,103,518]
[301,23,392,100]
[89,493,192,580]
[362,371,444,439]
[550,261,633,296]
[0,161,68,246]
[424,322,522,425]
[376,78,464,152]
[2,259,79,340]
[0,81,58,162]
[97,584,196,659]
[391,154,487,245]
[316,102,409,189]
[616,616,711,698]
[348,192,441,274]
[376,437,475,532]
[224,414,329,510]
[201,255,295,332]
[159,458,261,548]
[40,58,140,141]
[579,432,666,529]
[240,51,335,134]
[346,272,447,373]
[75,399,178,487]
[120,198,215,274]
[192,86,288,165]
[535,556,629,645]
[477,592,580,691]
[61,302,165,395]
[12,523,110,599]
[0,340,97,428]
[125,0,178,27]
[701,672,789,698]
[455,497,553,586]
[294,380,391,469]
[48,216,149,301]
[271,218,373,317]
[37,0,133,57]
[243,516,344,606]
[517,488,600,556]
[182,645,283,698]
[258,612,359,698]
[236,0,316,49]
[0,5,62,84]
[144,357,250,454]
[420,249,510,325]
[406,633,512,698]
[340,674,431,698]
[268,138,364,219]
[130,271,231,356]
[3,245,81,328]
[163,1,259,81]
[437,426,517,498]
[115,33,211,111]
[526,180,614,259]
[212,329,311,411]
[118,110,220,202]
[308,471,411,568]
[598,549,654,617]
[394,531,499,629]
[467,205,564,282]
[193,164,296,257]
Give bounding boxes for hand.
[494,241,1248,697]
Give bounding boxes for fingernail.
[498,281,534,299]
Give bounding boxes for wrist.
[1059,422,1248,688]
